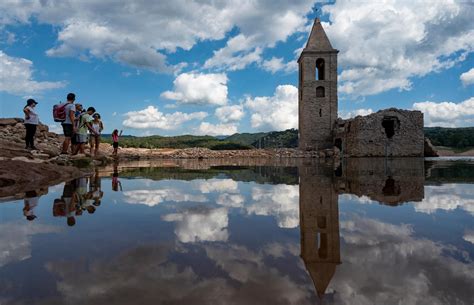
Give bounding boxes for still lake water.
[0,158,473,305]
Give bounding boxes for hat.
[26,99,38,106]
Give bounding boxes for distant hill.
[99,127,473,150]
[225,132,268,145]
[101,134,252,150]
[424,127,474,148]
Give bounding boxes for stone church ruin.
[298,19,425,157]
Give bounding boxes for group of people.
[22,92,122,157]
[59,92,103,156]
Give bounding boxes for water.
[0,158,473,305]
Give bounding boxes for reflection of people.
[23,190,39,221]
[89,169,103,206]
[112,163,122,192]
[53,179,78,226]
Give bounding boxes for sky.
[0,0,473,136]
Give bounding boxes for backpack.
[53,102,68,122]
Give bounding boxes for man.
[73,107,98,155]
[61,93,77,154]
[70,103,83,153]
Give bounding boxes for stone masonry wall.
[335,108,424,157]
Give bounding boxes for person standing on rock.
[61,93,77,155]
[72,107,98,155]
[89,113,104,157]
[23,98,39,150]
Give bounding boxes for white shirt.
[24,106,39,125]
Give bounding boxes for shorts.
[62,124,73,137]
[76,134,88,144]
[113,142,119,149]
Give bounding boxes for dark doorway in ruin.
[382,177,401,196]
[334,138,342,150]
[382,116,400,139]
[316,86,325,97]
[316,58,325,80]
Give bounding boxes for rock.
[0,118,23,126]
[12,156,44,163]
[424,137,439,157]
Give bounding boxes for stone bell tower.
[298,18,339,151]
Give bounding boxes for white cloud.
[463,229,474,245]
[0,1,315,73]
[460,68,474,86]
[412,184,474,215]
[123,189,208,207]
[196,122,238,136]
[322,1,474,96]
[216,193,245,208]
[215,104,244,123]
[246,184,299,229]
[413,97,474,127]
[0,222,61,268]
[122,105,207,130]
[339,108,374,120]
[261,56,297,74]
[161,72,228,106]
[245,85,298,131]
[162,207,229,243]
[192,179,239,194]
[0,51,65,95]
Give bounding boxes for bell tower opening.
[316,86,325,98]
[316,58,325,80]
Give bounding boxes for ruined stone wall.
[336,108,424,157]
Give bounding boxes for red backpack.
[53,102,68,122]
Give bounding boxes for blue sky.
[0,0,473,136]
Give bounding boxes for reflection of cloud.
[330,216,474,305]
[216,193,245,208]
[463,230,474,245]
[192,179,238,193]
[39,241,314,305]
[162,207,228,243]
[246,185,299,228]
[340,194,375,205]
[413,184,474,215]
[123,189,207,207]
[0,222,61,268]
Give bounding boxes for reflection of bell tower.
[299,164,341,298]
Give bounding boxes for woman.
[23,99,39,150]
[89,113,104,156]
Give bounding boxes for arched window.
[316,86,325,98]
[316,58,325,80]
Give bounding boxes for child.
[89,113,104,156]
[112,129,122,156]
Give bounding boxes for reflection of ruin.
[336,158,425,206]
[299,158,425,298]
[299,164,341,299]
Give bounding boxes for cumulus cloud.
[460,68,474,86]
[322,1,474,96]
[216,193,245,208]
[161,72,228,106]
[192,179,239,194]
[413,97,474,127]
[0,1,316,73]
[261,56,297,74]
[195,122,238,136]
[246,184,299,228]
[215,104,244,123]
[122,105,207,129]
[0,51,65,95]
[0,222,61,268]
[331,216,474,305]
[123,189,208,207]
[339,108,374,120]
[412,184,474,215]
[245,85,298,131]
[162,207,229,243]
